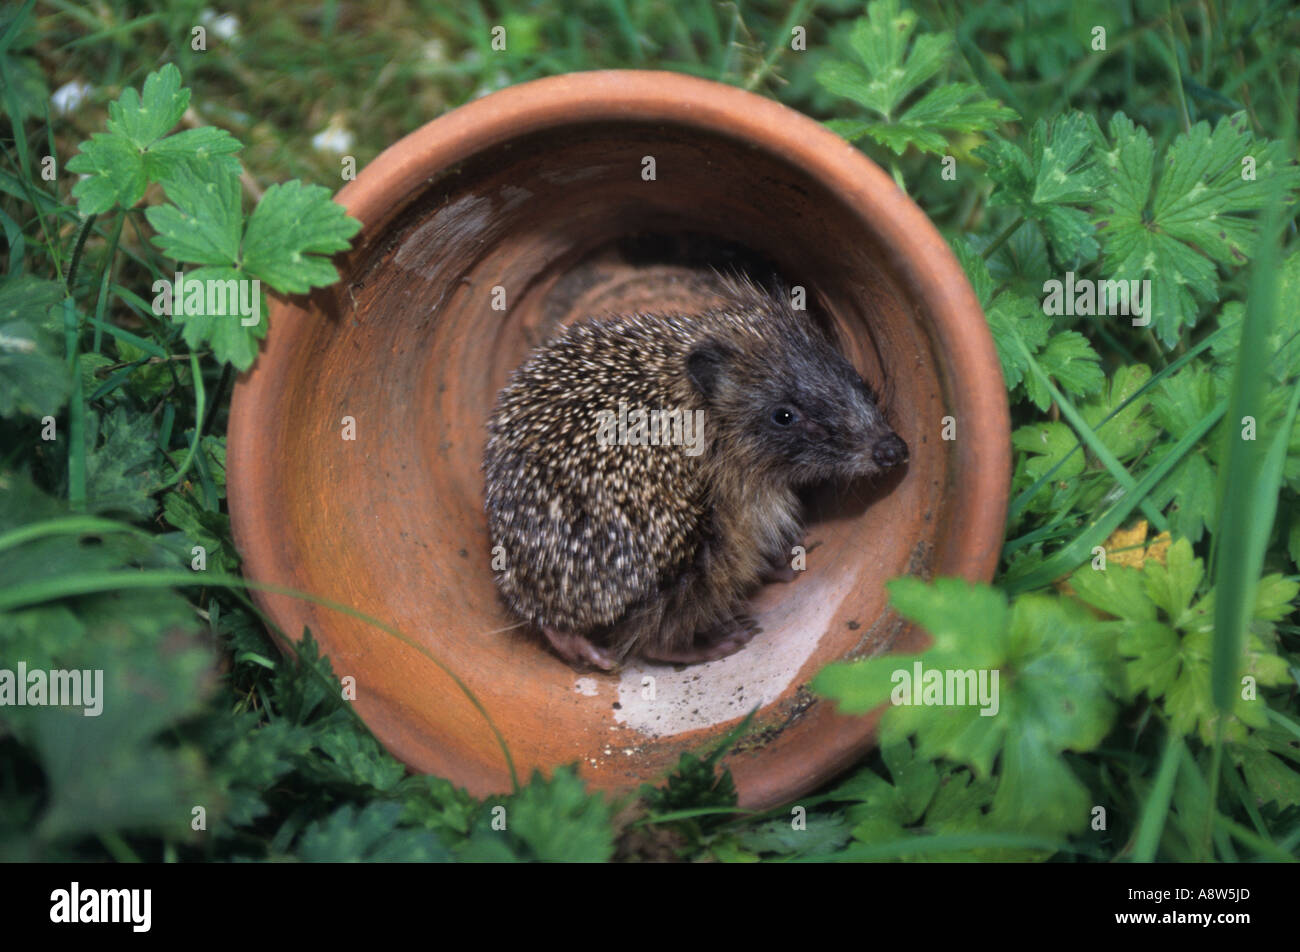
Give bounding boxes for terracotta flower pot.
[227,70,1010,809]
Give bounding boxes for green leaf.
[822,578,1117,836]
[1214,249,1300,384]
[1078,539,1292,742]
[0,604,85,673]
[814,652,918,715]
[1117,620,1183,699]
[0,479,215,845]
[313,727,407,792]
[166,265,267,370]
[145,157,242,265]
[29,618,211,840]
[395,775,477,839]
[644,748,739,818]
[1251,573,1299,622]
[826,738,968,850]
[66,133,147,215]
[162,491,239,573]
[1152,452,1216,543]
[202,714,314,831]
[462,767,613,862]
[736,813,852,857]
[1149,362,1221,436]
[978,113,1104,262]
[66,64,241,216]
[1025,330,1104,408]
[1094,112,1300,345]
[296,802,451,862]
[1012,421,1086,486]
[1234,748,1300,809]
[823,118,873,142]
[1069,561,1156,624]
[923,768,996,834]
[816,578,1010,719]
[881,738,942,823]
[65,65,353,372]
[983,595,1117,832]
[145,126,242,184]
[1080,364,1157,460]
[145,173,355,369]
[105,62,188,149]
[984,292,1049,391]
[989,216,1051,298]
[241,180,361,293]
[1143,537,1201,622]
[902,83,1015,133]
[270,628,346,724]
[816,0,1015,156]
[886,576,1011,668]
[952,236,1048,393]
[0,275,68,418]
[78,406,160,520]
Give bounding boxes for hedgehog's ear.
[686,341,732,400]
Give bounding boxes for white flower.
[199,9,240,41]
[421,38,447,63]
[0,332,37,354]
[51,80,93,116]
[311,117,354,154]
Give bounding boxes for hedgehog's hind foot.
[639,615,761,665]
[541,626,617,671]
[761,562,798,584]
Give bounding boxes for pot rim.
[228,69,1011,808]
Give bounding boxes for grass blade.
[1005,324,1228,526]
[1130,728,1182,862]
[0,565,519,790]
[806,832,1075,862]
[1021,338,1168,533]
[62,297,86,510]
[1003,397,1225,594]
[1209,204,1286,713]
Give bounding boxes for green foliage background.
[1,0,1298,861]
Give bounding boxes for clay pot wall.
[228,71,1010,808]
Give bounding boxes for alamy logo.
[891,661,1000,717]
[1042,271,1152,326]
[50,882,151,932]
[151,270,261,327]
[0,663,103,716]
[595,400,705,457]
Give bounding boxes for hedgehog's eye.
[771,407,798,427]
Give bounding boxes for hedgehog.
[482,274,908,670]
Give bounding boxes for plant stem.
[981,215,1025,260]
[65,212,97,293]
[91,213,125,353]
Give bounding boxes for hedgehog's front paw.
[761,538,821,584]
[541,627,617,671]
[701,614,762,659]
[640,615,761,665]
[762,548,802,583]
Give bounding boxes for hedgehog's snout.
[845,375,905,472]
[871,433,908,469]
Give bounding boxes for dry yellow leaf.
[1144,531,1172,566]
[1105,521,1151,568]
[1054,523,1173,597]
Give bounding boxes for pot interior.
[256,118,951,800]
